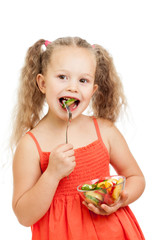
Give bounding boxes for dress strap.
[27,132,43,159]
[93,118,102,141]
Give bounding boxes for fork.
[63,102,72,180]
[64,102,72,143]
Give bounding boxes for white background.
[0,0,160,239]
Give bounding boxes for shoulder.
[13,133,40,165]
[96,117,114,129]
[12,133,42,192]
[17,132,38,151]
[96,118,126,150]
[96,117,122,139]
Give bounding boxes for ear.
[36,74,46,94]
[92,84,98,96]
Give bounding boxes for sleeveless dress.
[27,118,145,240]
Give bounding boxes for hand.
[82,190,128,216]
[47,143,76,180]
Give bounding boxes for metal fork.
[64,102,72,143]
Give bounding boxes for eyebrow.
[54,70,94,78]
[82,73,95,79]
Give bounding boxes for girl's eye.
[80,79,88,83]
[58,75,67,80]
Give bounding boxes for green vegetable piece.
[81,184,96,190]
[85,194,100,205]
[95,188,107,194]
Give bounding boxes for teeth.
[61,98,68,104]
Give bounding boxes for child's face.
[37,46,98,120]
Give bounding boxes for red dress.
[27,118,145,240]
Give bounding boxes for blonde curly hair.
[92,44,126,121]
[10,37,126,149]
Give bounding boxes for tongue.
[68,102,76,111]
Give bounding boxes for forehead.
[48,46,96,72]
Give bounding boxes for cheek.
[82,91,94,104]
[45,88,53,101]
[85,87,96,99]
[45,81,57,96]
[45,86,56,106]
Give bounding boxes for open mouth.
[59,97,80,110]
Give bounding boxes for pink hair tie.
[41,40,51,52]
[45,40,51,46]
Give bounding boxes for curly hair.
[92,44,126,121]
[10,37,126,149]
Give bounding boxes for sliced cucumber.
[85,194,100,205]
[85,191,104,206]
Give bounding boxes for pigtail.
[11,39,46,149]
[92,44,126,122]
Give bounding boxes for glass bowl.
[77,175,126,208]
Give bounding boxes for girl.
[11,37,145,239]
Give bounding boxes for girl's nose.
[66,80,78,92]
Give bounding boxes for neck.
[43,109,86,129]
[43,110,66,128]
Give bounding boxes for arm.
[12,134,75,226]
[83,122,145,215]
[109,125,145,206]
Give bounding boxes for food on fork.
[62,98,77,108]
[59,97,80,110]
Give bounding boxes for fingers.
[53,143,75,159]
[65,149,75,157]
[48,143,76,179]
[82,190,129,216]
[57,143,74,152]
[83,201,119,216]
[82,202,109,216]
[100,204,119,215]
[58,144,75,161]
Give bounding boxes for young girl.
[11,37,145,240]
